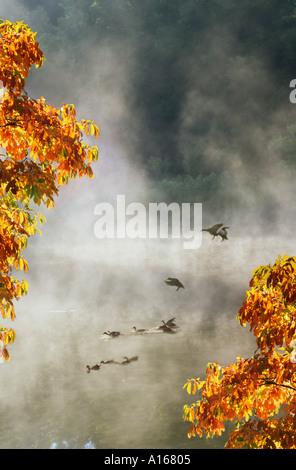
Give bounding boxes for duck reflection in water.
[120,356,138,365]
[157,323,175,334]
[86,356,139,372]
[86,364,101,373]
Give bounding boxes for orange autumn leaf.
[184,255,296,448]
[0,20,99,362]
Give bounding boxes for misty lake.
[0,233,294,450]
[2,0,296,453]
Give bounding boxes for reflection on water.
[0,235,293,448]
[50,438,95,449]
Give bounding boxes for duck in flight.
[164,277,184,291]
[202,223,229,241]
[217,226,229,242]
[161,317,178,329]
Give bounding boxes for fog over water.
[1,0,296,449]
[2,227,295,448]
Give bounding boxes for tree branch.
[262,380,296,392]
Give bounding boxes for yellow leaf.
[23,259,28,273]
[21,280,29,294]
[6,304,11,318]
[16,283,21,296]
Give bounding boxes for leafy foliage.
[0,20,99,361]
[183,255,296,448]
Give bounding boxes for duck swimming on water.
[103,330,120,338]
[132,326,147,334]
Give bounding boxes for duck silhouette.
[164,278,184,291]
[103,330,120,338]
[161,317,178,329]
[202,223,229,241]
[202,223,223,239]
[132,326,147,334]
[217,226,229,242]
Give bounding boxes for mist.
[1,0,296,449]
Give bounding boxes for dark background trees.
[10,0,296,213]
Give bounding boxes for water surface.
[0,235,292,449]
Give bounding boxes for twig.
[262,380,296,392]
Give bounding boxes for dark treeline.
[9,0,296,216]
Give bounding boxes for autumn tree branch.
[262,380,296,392]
